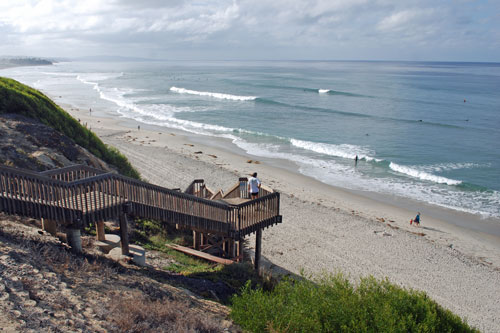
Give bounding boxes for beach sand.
[64,104,500,332]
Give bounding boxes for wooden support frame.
[119,212,130,256]
[190,231,238,260]
[96,221,105,241]
[255,228,262,271]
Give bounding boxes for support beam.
[255,228,262,272]
[96,221,105,241]
[119,213,129,256]
[193,231,201,250]
[230,239,236,258]
[237,240,244,262]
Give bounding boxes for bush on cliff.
[0,77,140,179]
[230,273,478,332]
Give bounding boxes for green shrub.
[230,273,478,333]
[0,77,140,179]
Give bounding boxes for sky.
[0,0,499,62]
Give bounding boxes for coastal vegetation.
[0,77,139,179]
[132,218,268,294]
[230,273,478,332]
[131,217,476,332]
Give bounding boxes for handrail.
[184,179,215,199]
[41,164,109,177]
[223,177,274,199]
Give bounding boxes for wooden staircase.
[0,164,281,267]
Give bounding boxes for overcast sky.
[0,0,499,62]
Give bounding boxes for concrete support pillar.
[66,228,82,253]
[255,228,262,272]
[42,218,57,237]
[96,221,106,241]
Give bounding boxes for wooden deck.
[0,165,282,240]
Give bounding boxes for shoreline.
[65,100,500,266]
[20,96,500,331]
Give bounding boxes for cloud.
[0,0,499,61]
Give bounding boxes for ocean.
[2,60,499,219]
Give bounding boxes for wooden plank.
[165,244,235,265]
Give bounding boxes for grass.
[132,218,218,275]
[108,294,223,332]
[230,273,479,333]
[0,77,140,179]
[131,218,271,293]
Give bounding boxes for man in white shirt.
[248,172,261,199]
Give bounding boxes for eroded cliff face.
[0,113,111,172]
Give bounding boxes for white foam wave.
[389,162,462,185]
[421,162,484,173]
[290,139,377,161]
[170,86,257,101]
[318,89,330,93]
[41,72,79,77]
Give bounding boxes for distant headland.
[0,56,53,69]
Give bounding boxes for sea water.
[2,60,499,219]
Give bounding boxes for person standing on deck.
[248,172,261,199]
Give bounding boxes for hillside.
[0,77,139,178]
[0,214,237,332]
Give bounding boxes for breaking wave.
[389,162,462,185]
[290,139,377,161]
[170,86,257,101]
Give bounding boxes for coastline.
[66,101,500,265]
[58,101,500,331]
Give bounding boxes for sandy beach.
[61,103,500,332]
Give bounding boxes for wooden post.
[193,231,201,250]
[255,228,262,271]
[230,239,236,259]
[119,213,129,255]
[42,218,57,237]
[237,240,244,262]
[96,221,105,241]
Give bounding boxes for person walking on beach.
[248,172,261,199]
[411,212,421,226]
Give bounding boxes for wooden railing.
[184,179,215,199]
[0,165,281,238]
[41,165,110,181]
[223,177,274,199]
